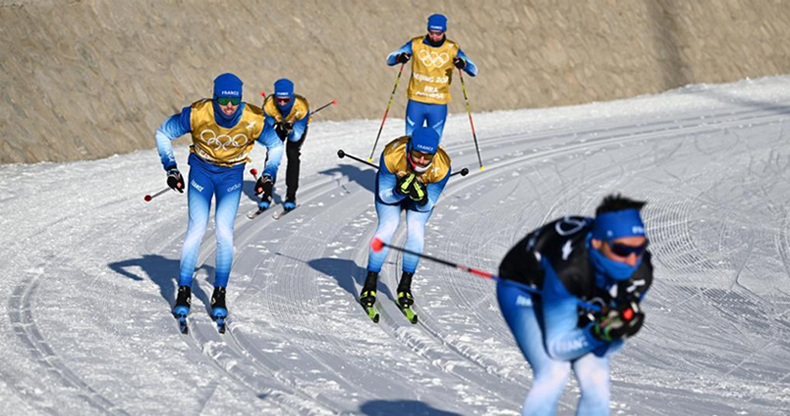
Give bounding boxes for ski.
[176,314,189,334]
[247,207,268,219]
[397,303,419,324]
[272,204,300,220]
[363,305,380,323]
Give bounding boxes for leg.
[212,167,244,288]
[402,209,433,273]
[285,126,307,203]
[260,130,284,208]
[572,352,611,416]
[405,100,430,136]
[497,280,571,416]
[179,165,215,287]
[366,202,402,273]
[425,103,448,140]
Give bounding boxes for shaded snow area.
[2,76,790,416]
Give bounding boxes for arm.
[291,114,308,141]
[377,153,408,204]
[155,106,191,170]
[413,169,450,212]
[456,49,478,77]
[386,41,413,66]
[541,261,607,361]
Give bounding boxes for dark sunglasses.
[608,240,649,257]
[410,149,435,161]
[275,97,292,104]
[216,97,241,106]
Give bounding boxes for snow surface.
[2,76,790,416]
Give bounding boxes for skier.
[497,195,653,416]
[360,127,451,322]
[155,73,265,327]
[386,13,478,139]
[255,78,311,212]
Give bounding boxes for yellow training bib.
[382,136,451,184]
[189,99,265,167]
[406,36,460,105]
[263,95,311,124]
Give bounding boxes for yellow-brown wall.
[2,0,789,163]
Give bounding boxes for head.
[406,127,440,173]
[213,73,243,118]
[426,14,447,43]
[589,194,648,281]
[273,78,295,110]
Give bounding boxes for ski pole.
[144,187,172,202]
[451,168,470,177]
[338,149,379,170]
[370,237,602,312]
[312,100,338,116]
[368,63,406,162]
[458,70,485,172]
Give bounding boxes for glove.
[166,166,184,193]
[453,57,466,70]
[591,300,644,342]
[395,173,416,196]
[274,122,293,140]
[396,53,411,64]
[409,180,428,206]
[255,175,273,196]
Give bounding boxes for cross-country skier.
[497,194,653,416]
[360,127,451,321]
[255,78,310,212]
[155,73,265,325]
[386,13,478,139]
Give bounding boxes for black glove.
[255,175,273,196]
[396,53,411,64]
[453,57,466,70]
[166,166,184,193]
[591,300,644,342]
[395,173,416,196]
[274,122,293,140]
[409,180,428,206]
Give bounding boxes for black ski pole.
[368,63,406,162]
[370,237,602,312]
[312,100,338,115]
[144,187,172,202]
[450,168,470,177]
[458,70,485,171]
[338,149,379,169]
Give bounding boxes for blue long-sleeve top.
[540,257,624,360]
[386,39,478,77]
[376,151,450,212]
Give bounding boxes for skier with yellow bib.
[386,14,478,139]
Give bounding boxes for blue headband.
[592,209,645,241]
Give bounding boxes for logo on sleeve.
[562,240,573,260]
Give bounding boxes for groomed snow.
[1,76,789,415]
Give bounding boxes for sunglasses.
[276,97,292,105]
[410,149,435,162]
[608,240,649,257]
[216,97,241,106]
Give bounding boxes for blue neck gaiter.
[587,234,642,285]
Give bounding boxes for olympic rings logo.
[418,50,449,68]
[200,129,250,151]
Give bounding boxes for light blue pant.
[179,154,243,288]
[406,100,447,140]
[497,280,612,416]
[367,201,432,274]
[259,127,286,181]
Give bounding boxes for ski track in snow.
[2,77,790,415]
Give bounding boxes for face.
[276,97,291,106]
[592,236,648,267]
[427,30,445,43]
[410,150,434,169]
[216,97,241,116]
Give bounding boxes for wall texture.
[2,0,790,163]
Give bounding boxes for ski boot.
[283,196,297,212]
[397,272,418,324]
[173,285,191,334]
[359,271,380,323]
[257,175,274,211]
[211,286,228,334]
